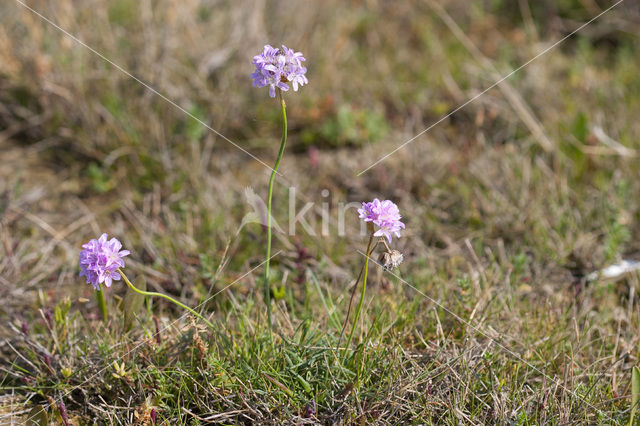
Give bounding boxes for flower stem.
[344,232,375,351]
[264,90,287,332]
[96,288,108,322]
[117,269,214,329]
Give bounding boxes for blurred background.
[2,0,639,291]
[2,0,640,312]
[2,0,640,421]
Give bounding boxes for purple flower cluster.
[251,44,308,98]
[358,199,405,242]
[79,233,130,290]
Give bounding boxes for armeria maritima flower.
[251,44,308,98]
[79,233,130,290]
[358,198,405,242]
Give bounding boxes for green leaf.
[630,366,640,426]
[26,406,48,426]
[185,105,207,141]
[571,111,588,143]
[123,275,147,330]
[272,285,286,301]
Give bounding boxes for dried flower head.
[79,233,130,290]
[379,249,404,271]
[251,44,308,98]
[358,198,405,242]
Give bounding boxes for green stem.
[344,233,375,351]
[117,269,214,329]
[264,91,287,333]
[96,288,108,322]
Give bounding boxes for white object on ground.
[586,259,640,282]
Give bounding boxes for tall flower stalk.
[264,92,287,328]
[96,288,108,322]
[343,229,375,351]
[251,45,308,329]
[79,233,213,329]
[118,268,214,329]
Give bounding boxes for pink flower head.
[79,233,130,290]
[358,198,405,242]
[251,44,308,98]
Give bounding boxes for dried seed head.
[379,250,404,271]
[194,332,208,361]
